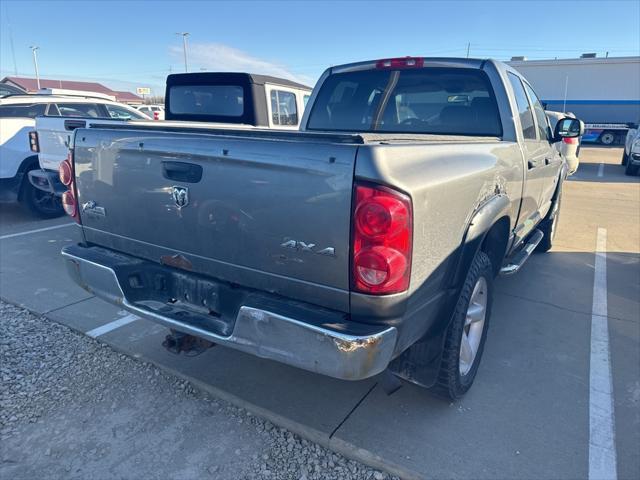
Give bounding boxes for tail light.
[352,182,412,294]
[376,57,424,69]
[61,151,80,223]
[153,111,160,120]
[59,156,73,186]
[62,190,77,217]
[563,137,579,145]
[29,131,39,152]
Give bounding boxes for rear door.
[507,73,546,243]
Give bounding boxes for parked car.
[165,72,312,128]
[622,127,640,176]
[546,110,582,175]
[136,104,165,120]
[0,92,147,217]
[59,57,581,399]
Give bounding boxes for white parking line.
[597,163,604,177]
[0,223,74,240]
[589,227,617,480]
[86,314,139,338]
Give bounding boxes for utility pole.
[175,32,190,72]
[29,46,40,89]
[466,42,470,58]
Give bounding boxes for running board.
[500,229,544,276]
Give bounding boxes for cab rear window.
[307,67,502,136]
[169,85,244,117]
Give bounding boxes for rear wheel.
[433,250,493,400]
[599,131,616,145]
[21,170,63,218]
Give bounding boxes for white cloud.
[170,42,313,86]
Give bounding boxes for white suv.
[0,93,146,217]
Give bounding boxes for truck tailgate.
[73,128,358,312]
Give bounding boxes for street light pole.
[29,46,40,90]
[175,32,190,72]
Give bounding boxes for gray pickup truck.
[60,57,582,399]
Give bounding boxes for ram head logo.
[171,186,189,209]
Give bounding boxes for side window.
[524,82,551,142]
[57,103,102,117]
[303,95,310,107]
[105,104,144,120]
[270,90,298,126]
[0,103,46,118]
[507,73,536,140]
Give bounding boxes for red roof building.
[1,76,143,105]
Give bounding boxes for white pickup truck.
[0,93,146,217]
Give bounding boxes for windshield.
[307,67,502,136]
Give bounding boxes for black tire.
[432,250,493,400]
[625,161,640,176]
[20,170,64,218]
[621,150,628,166]
[599,131,616,146]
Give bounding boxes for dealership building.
[507,55,640,125]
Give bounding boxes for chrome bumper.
[61,246,397,381]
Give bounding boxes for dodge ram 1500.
[59,57,582,399]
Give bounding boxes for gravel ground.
[0,301,396,480]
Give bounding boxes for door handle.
[528,160,536,169]
[64,119,86,131]
[544,157,552,166]
[162,161,203,183]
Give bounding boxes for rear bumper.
[61,244,397,380]
[28,169,66,196]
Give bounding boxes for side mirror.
[554,117,584,142]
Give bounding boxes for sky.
[1,0,639,95]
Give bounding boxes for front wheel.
[621,150,628,166]
[21,171,63,218]
[433,250,493,400]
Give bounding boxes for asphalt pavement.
[0,146,638,480]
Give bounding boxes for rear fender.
[389,194,511,388]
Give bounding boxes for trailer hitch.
[162,329,215,357]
